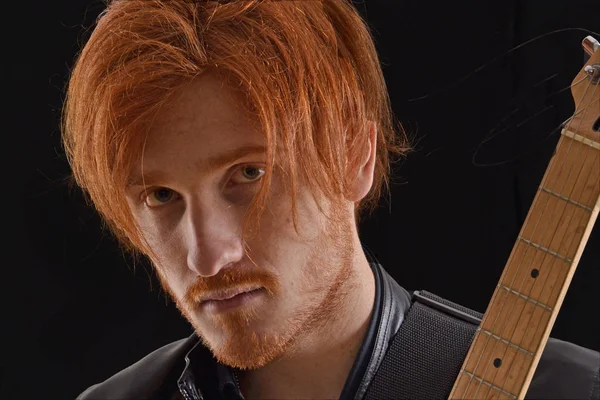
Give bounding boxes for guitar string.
[457,68,596,398]
[471,75,589,168]
[456,72,594,399]
[406,28,600,103]
[472,80,599,398]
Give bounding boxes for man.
[63,1,599,399]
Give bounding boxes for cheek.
[133,212,188,279]
[249,191,327,279]
[146,239,190,302]
[134,209,180,249]
[152,263,179,298]
[263,187,325,239]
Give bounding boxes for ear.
[347,121,377,202]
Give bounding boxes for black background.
[5,1,600,399]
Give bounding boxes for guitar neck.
[450,130,600,399]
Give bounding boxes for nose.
[183,198,245,277]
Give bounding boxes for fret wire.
[498,285,553,312]
[461,370,518,399]
[517,236,573,263]
[539,186,594,212]
[477,328,535,357]
[561,129,600,150]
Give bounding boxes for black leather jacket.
[77,263,600,400]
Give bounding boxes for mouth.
[200,287,265,313]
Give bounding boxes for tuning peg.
[583,36,599,55]
[583,36,599,64]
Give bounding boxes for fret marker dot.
[531,269,540,278]
[493,358,502,368]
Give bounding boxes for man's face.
[125,73,357,369]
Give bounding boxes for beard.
[159,207,357,371]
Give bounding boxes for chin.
[193,315,292,370]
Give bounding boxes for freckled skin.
[125,72,377,398]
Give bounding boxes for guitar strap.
[364,290,483,400]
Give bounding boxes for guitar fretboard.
[450,131,600,399]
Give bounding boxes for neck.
[240,238,376,400]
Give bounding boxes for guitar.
[449,36,600,399]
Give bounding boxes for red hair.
[62,0,411,253]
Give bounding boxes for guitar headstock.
[568,36,600,142]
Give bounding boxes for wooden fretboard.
[449,39,600,399]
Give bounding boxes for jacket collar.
[178,261,411,400]
[341,261,411,400]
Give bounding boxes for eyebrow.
[126,145,266,188]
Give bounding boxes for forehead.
[142,74,265,169]
[145,73,260,153]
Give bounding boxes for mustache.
[182,264,279,306]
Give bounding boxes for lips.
[199,287,263,303]
[199,287,266,313]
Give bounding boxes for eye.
[230,165,265,185]
[144,188,178,208]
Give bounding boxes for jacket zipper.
[233,370,241,391]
